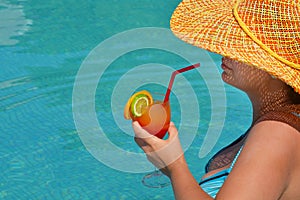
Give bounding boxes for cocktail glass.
[138,63,200,188]
[137,93,171,188]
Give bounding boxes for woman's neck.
[248,87,295,124]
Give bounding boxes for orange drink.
[124,91,171,139]
[134,100,170,139]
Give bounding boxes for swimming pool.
[0,0,252,199]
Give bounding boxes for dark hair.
[289,85,300,104]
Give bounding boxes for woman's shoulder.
[254,104,300,132]
[243,120,300,181]
[217,120,300,199]
[248,120,300,150]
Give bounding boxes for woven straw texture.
[170,0,300,94]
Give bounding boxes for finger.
[134,136,145,147]
[132,121,155,140]
[134,137,150,152]
[167,122,178,140]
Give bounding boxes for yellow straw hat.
[170,0,300,94]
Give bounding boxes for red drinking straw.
[163,63,200,103]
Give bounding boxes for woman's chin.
[221,72,231,84]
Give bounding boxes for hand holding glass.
[124,63,200,187]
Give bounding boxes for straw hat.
[170,0,300,94]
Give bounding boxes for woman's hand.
[133,121,184,177]
[133,121,208,200]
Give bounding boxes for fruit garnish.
[130,95,149,117]
[124,90,153,120]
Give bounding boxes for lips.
[221,64,231,70]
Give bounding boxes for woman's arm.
[168,155,212,200]
[133,121,213,199]
[133,120,297,200]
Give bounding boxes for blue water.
[0,0,252,199]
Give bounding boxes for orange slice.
[124,90,153,120]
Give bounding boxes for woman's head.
[221,57,272,92]
[221,57,300,104]
[170,0,300,94]
[221,57,283,91]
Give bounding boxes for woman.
[133,0,300,199]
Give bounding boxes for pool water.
[0,0,252,199]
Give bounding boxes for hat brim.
[170,0,300,93]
